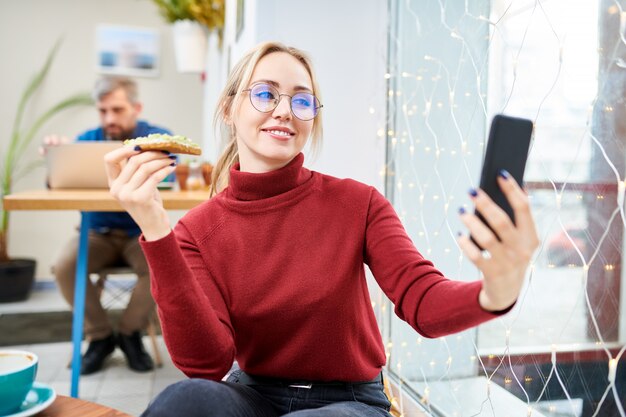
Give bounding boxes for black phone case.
[472,114,533,248]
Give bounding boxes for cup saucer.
[0,382,56,417]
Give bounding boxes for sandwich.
[124,133,202,155]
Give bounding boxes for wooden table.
[37,395,132,417]
[3,189,210,211]
[4,189,210,398]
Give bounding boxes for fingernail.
[133,145,142,151]
[458,207,466,214]
[161,150,171,155]
[168,155,177,160]
[457,231,463,237]
[468,188,478,197]
[498,169,510,179]
[170,162,176,167]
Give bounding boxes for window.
[381,1,625,415]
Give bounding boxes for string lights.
[372,0,625,416]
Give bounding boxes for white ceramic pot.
[172,20,208,73]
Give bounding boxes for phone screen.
[472,114,533,247]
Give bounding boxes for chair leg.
[96,273,106,299]
[147,312,163,368]
[94,268,165,368]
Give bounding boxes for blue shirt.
[77,120,171,236]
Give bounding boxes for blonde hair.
[210,41,323,196]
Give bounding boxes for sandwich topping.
[124,133,202,155]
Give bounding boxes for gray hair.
[92,76,139,103]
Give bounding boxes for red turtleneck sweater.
[140,154,501,382]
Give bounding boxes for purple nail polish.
[168,155,177,160]
[468,188,478,197]
[498,169,510,179]
[133,145,141,151]
[170,162,176,167]
[458,207,466,214]
[161,150,171,155]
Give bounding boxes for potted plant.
[152,0,225,72]
[0,40,92,302]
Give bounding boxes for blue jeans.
[141,369,393,416]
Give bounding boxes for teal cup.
[0,350,38,415]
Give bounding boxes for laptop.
[45,142,123,189]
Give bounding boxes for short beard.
[105,127,135,142]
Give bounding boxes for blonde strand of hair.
[210,138,238,196]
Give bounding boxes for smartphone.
[472,114,533,248]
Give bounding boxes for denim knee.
[142,379,224,417]
[142,378,277,417]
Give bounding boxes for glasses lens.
[248,83,320,120]
[291,93,319,120]
[249,84,278,112]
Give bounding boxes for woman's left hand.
[457,171,540,312]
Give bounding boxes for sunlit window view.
[381,0,625,416]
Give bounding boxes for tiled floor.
[1,280,187,416]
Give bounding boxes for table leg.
[70,212,91,398]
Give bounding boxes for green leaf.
[10,38,62,153]
[0,38,92,261]
[152,0,194,22]
[3,38,64,199]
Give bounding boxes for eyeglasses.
[243,83,323,121]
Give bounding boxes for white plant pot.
[172,20,208,73]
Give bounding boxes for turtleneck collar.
[228,153,312,201]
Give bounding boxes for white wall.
[1,0,204,278]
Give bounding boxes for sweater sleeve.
[364,188,501,338]
[140,225,235,380]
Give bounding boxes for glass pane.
[381,1,626,416]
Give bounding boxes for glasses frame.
[242,82,323,121]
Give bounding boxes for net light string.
[388,0,495,412]
[591,12,626,407]
[544,0,621,413]
[377,0,626,416]
[496,2,625,414]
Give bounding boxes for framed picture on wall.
[96,25,160,77]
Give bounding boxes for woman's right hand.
[104,146,176,241]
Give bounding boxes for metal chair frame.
[94,266,163,368]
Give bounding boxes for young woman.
[105,42,539,417]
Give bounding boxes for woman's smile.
[261,126,295,140]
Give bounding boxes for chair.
[95,266,163,367]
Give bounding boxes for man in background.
[43,76,171,374]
